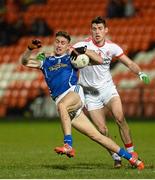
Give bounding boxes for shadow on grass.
[42,162,108,170]
[41,162,154,171]
[0,162,153,172]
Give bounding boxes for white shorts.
[85,84,119,111]
[55,85,85,117]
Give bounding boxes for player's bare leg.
[72,112,120,152]
[106,96,132,145]
[106,96,139,160]
[71,112,144,170]
[88,108,122,168]
[55,92,82,157]
[57,91,82,135]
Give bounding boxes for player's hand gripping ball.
[71,54,90,68]
[28,39,42,50]
[70,46,87,61]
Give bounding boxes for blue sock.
[118,148,132,160]
[64,135,72,147]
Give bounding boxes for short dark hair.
[55,31,71,42]
[91,16,107,27]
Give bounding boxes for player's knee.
[115,113,125,126]
[76,101,83,109]
[57,101,66,112]
[98,126,109,136]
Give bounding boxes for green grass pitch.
[0,119,154,179]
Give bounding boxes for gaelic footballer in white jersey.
[73,37,123,110]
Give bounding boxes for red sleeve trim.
[115,53,124,58]
[112,53,124,62]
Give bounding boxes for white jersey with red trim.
[73,37,124,89]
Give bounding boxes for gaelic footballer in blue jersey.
[20,31,144,170]
[40,53,78,100]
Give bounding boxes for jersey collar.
[92,37,105,47]
[54,53,68,58]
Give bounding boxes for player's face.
[91,23,108,45]
[54,36,70,56]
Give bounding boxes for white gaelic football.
[71,54,89,68]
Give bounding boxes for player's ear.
[105,27,108,34]
[67,44,71,53]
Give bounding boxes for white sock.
[112,153,121,161]
[126,146,134,153]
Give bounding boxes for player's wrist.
[28,46,33,51]
[138,72,143,76]
[27,39,42,51]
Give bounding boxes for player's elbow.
[21,58,28,65]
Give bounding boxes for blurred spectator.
[124,0,135,17]
[0,0,5,8]
[0,15,28,46]
[17,0,47,11]
[0,16,19,46]
[0,0,6,16]
[106,0,125,18]
[0,17,9,46]
[14,15,29,38]
[29,17,54,36]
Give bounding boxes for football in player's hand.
[71,54,89,69]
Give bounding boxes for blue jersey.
[40,54,78,100]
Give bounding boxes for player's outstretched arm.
[119,54,150,84]
[21,39,42,68]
